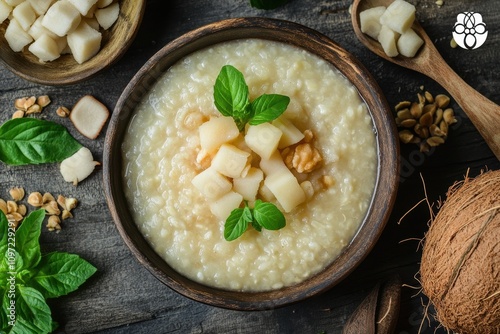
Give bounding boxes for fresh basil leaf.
[251,219,262,232]
[249,94,290,125]
[15,210,45,270]
[214,65,250,118]
[29,252,97,299]
[253,200,286,230]
[224,206,252,241]
[9,286,52,334]
[0,287,8,331]
[0,118,82,166]
[250,0,289,10]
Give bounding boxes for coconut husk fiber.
[420,170,500,333]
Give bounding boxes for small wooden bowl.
[0,0,145,85]
[104,17,399,310]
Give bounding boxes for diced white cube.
[68,0,98,16]
[94,2,119,30]
[29,15,58,40]
[378,24,399,57]
[192,168,232,200]
[5,18,33,52]
[245,123,282,160]
[0,0,13,24]
[199,116,240,153]
[28,33,60,62]
[272,117,304,149]
[211,144,251,179]
[264,169,306,213]
[258,183,275,202]
[67,21,102,64]
[359,6,386,39]
[54,36,68,53]
[233,167,264,201]
[397,28,424,57]
[379,0,416,34]
[12,1,36,31]
[259,150,289,176]
[42,0,82,37]
[26,0,54,16]
[209,191,243,220]
[83,17,99,31]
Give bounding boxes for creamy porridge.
[122,39,377,291]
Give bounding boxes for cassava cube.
[420,170,500,333]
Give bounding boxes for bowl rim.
[0,0,146,86]
[103,17,399,311]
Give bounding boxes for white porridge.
[122,39,377,292]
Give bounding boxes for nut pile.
[395,90,457,153]
[12,94,72,119]
[1,187,78,232]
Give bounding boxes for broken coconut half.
[60,147,100,185]
[70,95,109,139]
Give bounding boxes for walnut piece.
[283,142,322,173]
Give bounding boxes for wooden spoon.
[351,0,500,160]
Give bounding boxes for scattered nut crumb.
[46,215,61,232]
[37,95,51,108]
[27,192,43,207]
[56,106,71,118]
[12,110,25,119]
[9,186,25,201]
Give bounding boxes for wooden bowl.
[0,0,145,85]
[103,17,399,310]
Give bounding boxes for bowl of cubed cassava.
[0,0,145,85]
[103,17,399,310]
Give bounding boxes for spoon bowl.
[351,0,500,160]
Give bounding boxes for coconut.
[420,170,500,333]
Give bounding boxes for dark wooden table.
[1,0,499,333]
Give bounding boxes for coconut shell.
[420,170,500,333]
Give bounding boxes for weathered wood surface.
[1,0,499,333]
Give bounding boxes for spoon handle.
[424,57,500,160]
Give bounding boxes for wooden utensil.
[0,0,145,86]
[351,0,500,160]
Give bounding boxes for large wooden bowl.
[103,17,399,310]
[0,0,145,85]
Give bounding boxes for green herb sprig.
[224,200,286,241]
[0,210,97,333]
[0,118,82,166]
[213,65,290,241]
[214,65,290,131]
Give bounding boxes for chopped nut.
[57,195,67,210]
[56,106,71,118]
[7,201,18,214]
[17,204,27,216]
[399,130,414,144]
[12,110,25,119]
[417,92,426,105]
[0,199,7,215]
[443,108,457,124]
[396,108,412,120]
[435,94,450,108]
[42,192,55,204]
[410,102,422,118]
[15,96,36,111]
[43,200,61,216]
[424,91,434,103]
[419,112,433,127]
[46,215,61,231]
[303,129,314,143]
[395,101,411,111]
[433,108,443,125]
[26,104,42,115]
[400,119,417,128]
[420,141,431,153]
[37,95,51,108]
[9,186,25,201]
[28,192,43,207]
[65,197,78,211]
[440,120,449,136]
[61,209,73,220]
[427,136,445,147]
[422,103,437,116]
[429,124,445,137]
[291,143,323,173]
[320,175,335,188]
[7,213,23,228]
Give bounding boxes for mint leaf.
[0,118,82,165]
[224,206,252,241]
[253,200,286,230]
[15,210,45,270]
[214,65,250,117]
[11,286,52,334]
[250,0,289,9]
[249,94,290,125]
[30,252,97,299]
